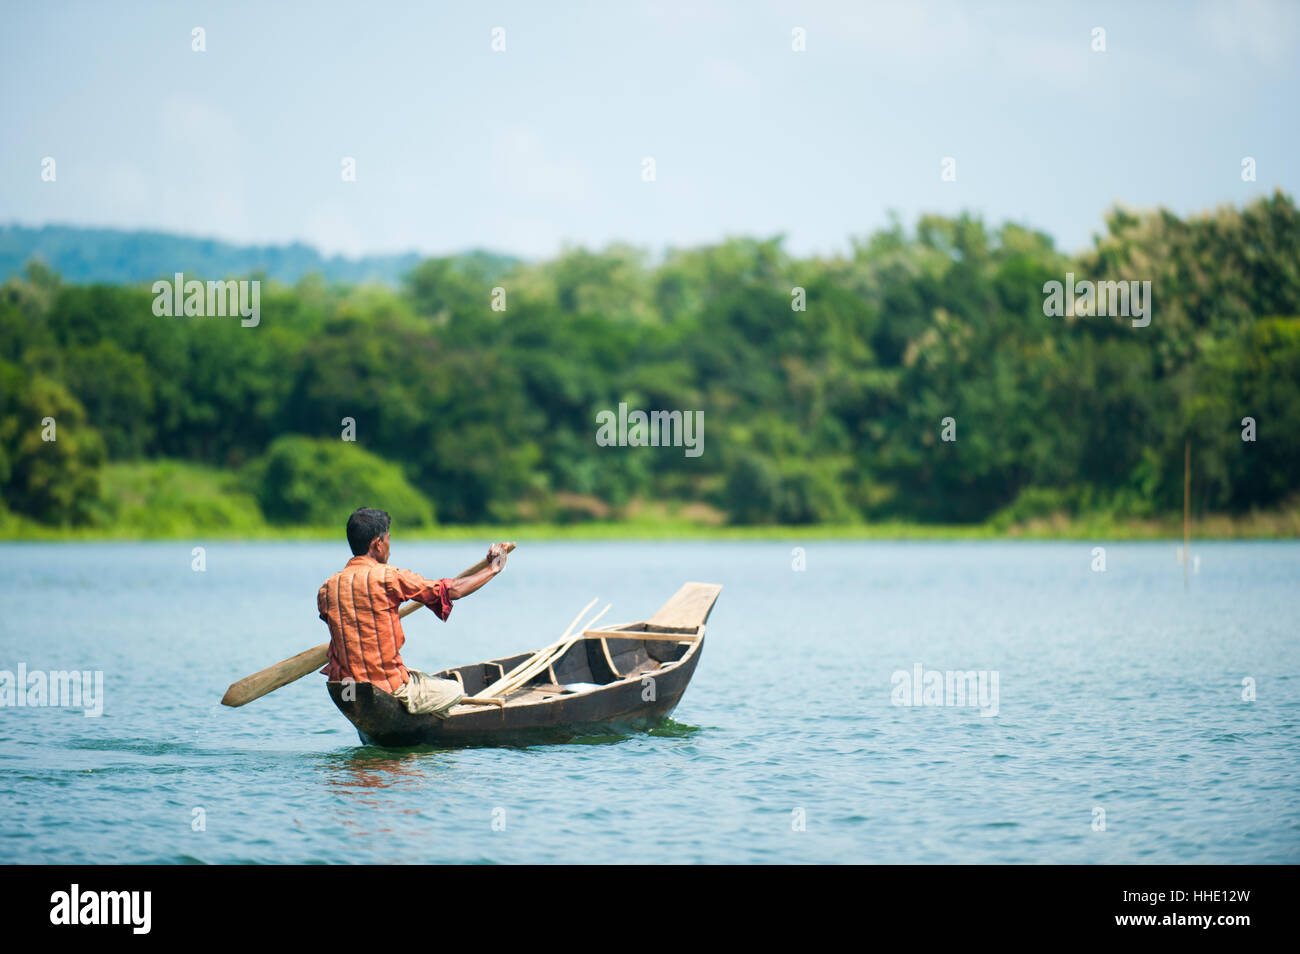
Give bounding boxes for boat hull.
[327,636,702,747]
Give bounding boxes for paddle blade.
[221,644,329,707]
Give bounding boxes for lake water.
[1,540,1297,864]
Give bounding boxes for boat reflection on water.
[316,748,449,793]
[314,717,703,795]
[310,750,455,845]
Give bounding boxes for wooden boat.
[327,582,721,747]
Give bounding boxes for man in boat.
[318,507,511,718]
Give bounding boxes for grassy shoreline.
[4,461,1296,542]
[3,511,1297,542]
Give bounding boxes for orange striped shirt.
[317,555,453,693]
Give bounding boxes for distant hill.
[0,224,522,286]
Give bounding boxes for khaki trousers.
[392,669,464,718]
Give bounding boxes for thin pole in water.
[1183,440,1191,592]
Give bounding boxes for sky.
[1,0,1297,261]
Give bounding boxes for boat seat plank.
[581,629,699,642]
[646,583,723,630]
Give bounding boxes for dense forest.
[2,193,1298,533]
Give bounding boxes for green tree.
[0,362,106,524]
[247,435,435,528]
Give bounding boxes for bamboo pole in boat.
[470,598,597,700]
[475,603,611,700]
[472,603,606,700]
[503,604,611,693]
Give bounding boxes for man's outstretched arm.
[388,542,512,616]
[445,542,512,600]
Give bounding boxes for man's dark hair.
[346,507,390,555]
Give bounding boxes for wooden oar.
[220,543,515,707]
